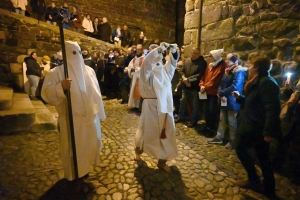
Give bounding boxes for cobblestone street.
[0,98,299,200]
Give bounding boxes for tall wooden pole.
[57,16,79,180]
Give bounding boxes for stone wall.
[184,0,300,63]
[0,0,177,43]
[0,9,115,90]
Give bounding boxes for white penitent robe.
[41,41,106,181]
[135,48,179,160]
[127,55,145,108]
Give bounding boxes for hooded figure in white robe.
[127,45,145,108]
[41,41,106,181]
[135,43,179,170]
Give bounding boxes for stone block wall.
[0,0,177,43]
[0,9,115,90]
[184,0,300,63]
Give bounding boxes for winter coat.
[45,6,58,22]
[24,56,41,77]
[112,28,124,40]
[181,56,207,91]
[71,12,83,28]
[218,65,248,111]
[11,0,27,10]
[200,60,226,96]
[99,22,112,42]
[236,72,281,139]
[82,17,94,33]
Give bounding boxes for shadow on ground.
[134,160,194,200]
[39,179,87,200]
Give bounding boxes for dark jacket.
[24,57,41,77]
[44,6,58,22]
[112,28,124,40]
[218,65,247,111]
[181,56,207,91]
[236,73,281,139]
[122,29,131,46]
[71,12,83,28]
[99,22,112,42]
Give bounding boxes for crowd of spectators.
[11,0,156,48]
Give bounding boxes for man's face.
[191,49,200,60]
[124,26,128,30]
[136,47,143,56]
[51,3,55,8]
[114,51,119,57]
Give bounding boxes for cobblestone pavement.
[0,98,299,200]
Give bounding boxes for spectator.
[92,17,100,39]
[112,25,123,47]
[232,56,281,199]
[96,52,107,95]
[11,0,27,16]
[199,49,226,137]
[70,5,82,33]
[24,52,42,100]
[61,2,71,29]
[208,53,248,150]
[121,25,131,48]
[175,47,207,127]
[82,14,94,37]
[30,0,46,20]
[82,50,94,70]
[51,51,63,69]
[45,2,58,26]
[40,55,51,76]
[99,17,111,43]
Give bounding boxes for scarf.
[225,64,237,76]
[244,74,258,94]
[209,58,222,70]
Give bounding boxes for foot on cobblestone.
[208,137,223,144]
[134,154,141,161]
[236,180,263,193]
[174,118,183,123]
[157,164,171,173]
[186,122,197,128]
[225,142,233,150]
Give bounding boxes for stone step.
[30,100,57,133]
[0,93,35,134]
[0,86,13,110]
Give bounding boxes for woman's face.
[95,18,98,23]
[248,64,258,78]
[32,53,37,59]
[225,58,234,67]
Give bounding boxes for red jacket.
[199,60,226,96]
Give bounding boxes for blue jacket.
[218,65,248,111]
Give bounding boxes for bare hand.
[264,136,274,143]
[232,91,240,99]
[182,78,188,84]
[200,86,205,94]
[185,82,191,87]
[61,79,72,90]
[221,96,226,103]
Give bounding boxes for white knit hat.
[210,49,223,60]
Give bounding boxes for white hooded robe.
[41,41,106,181]
[127,55,145,108]
[135,48,178,160]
